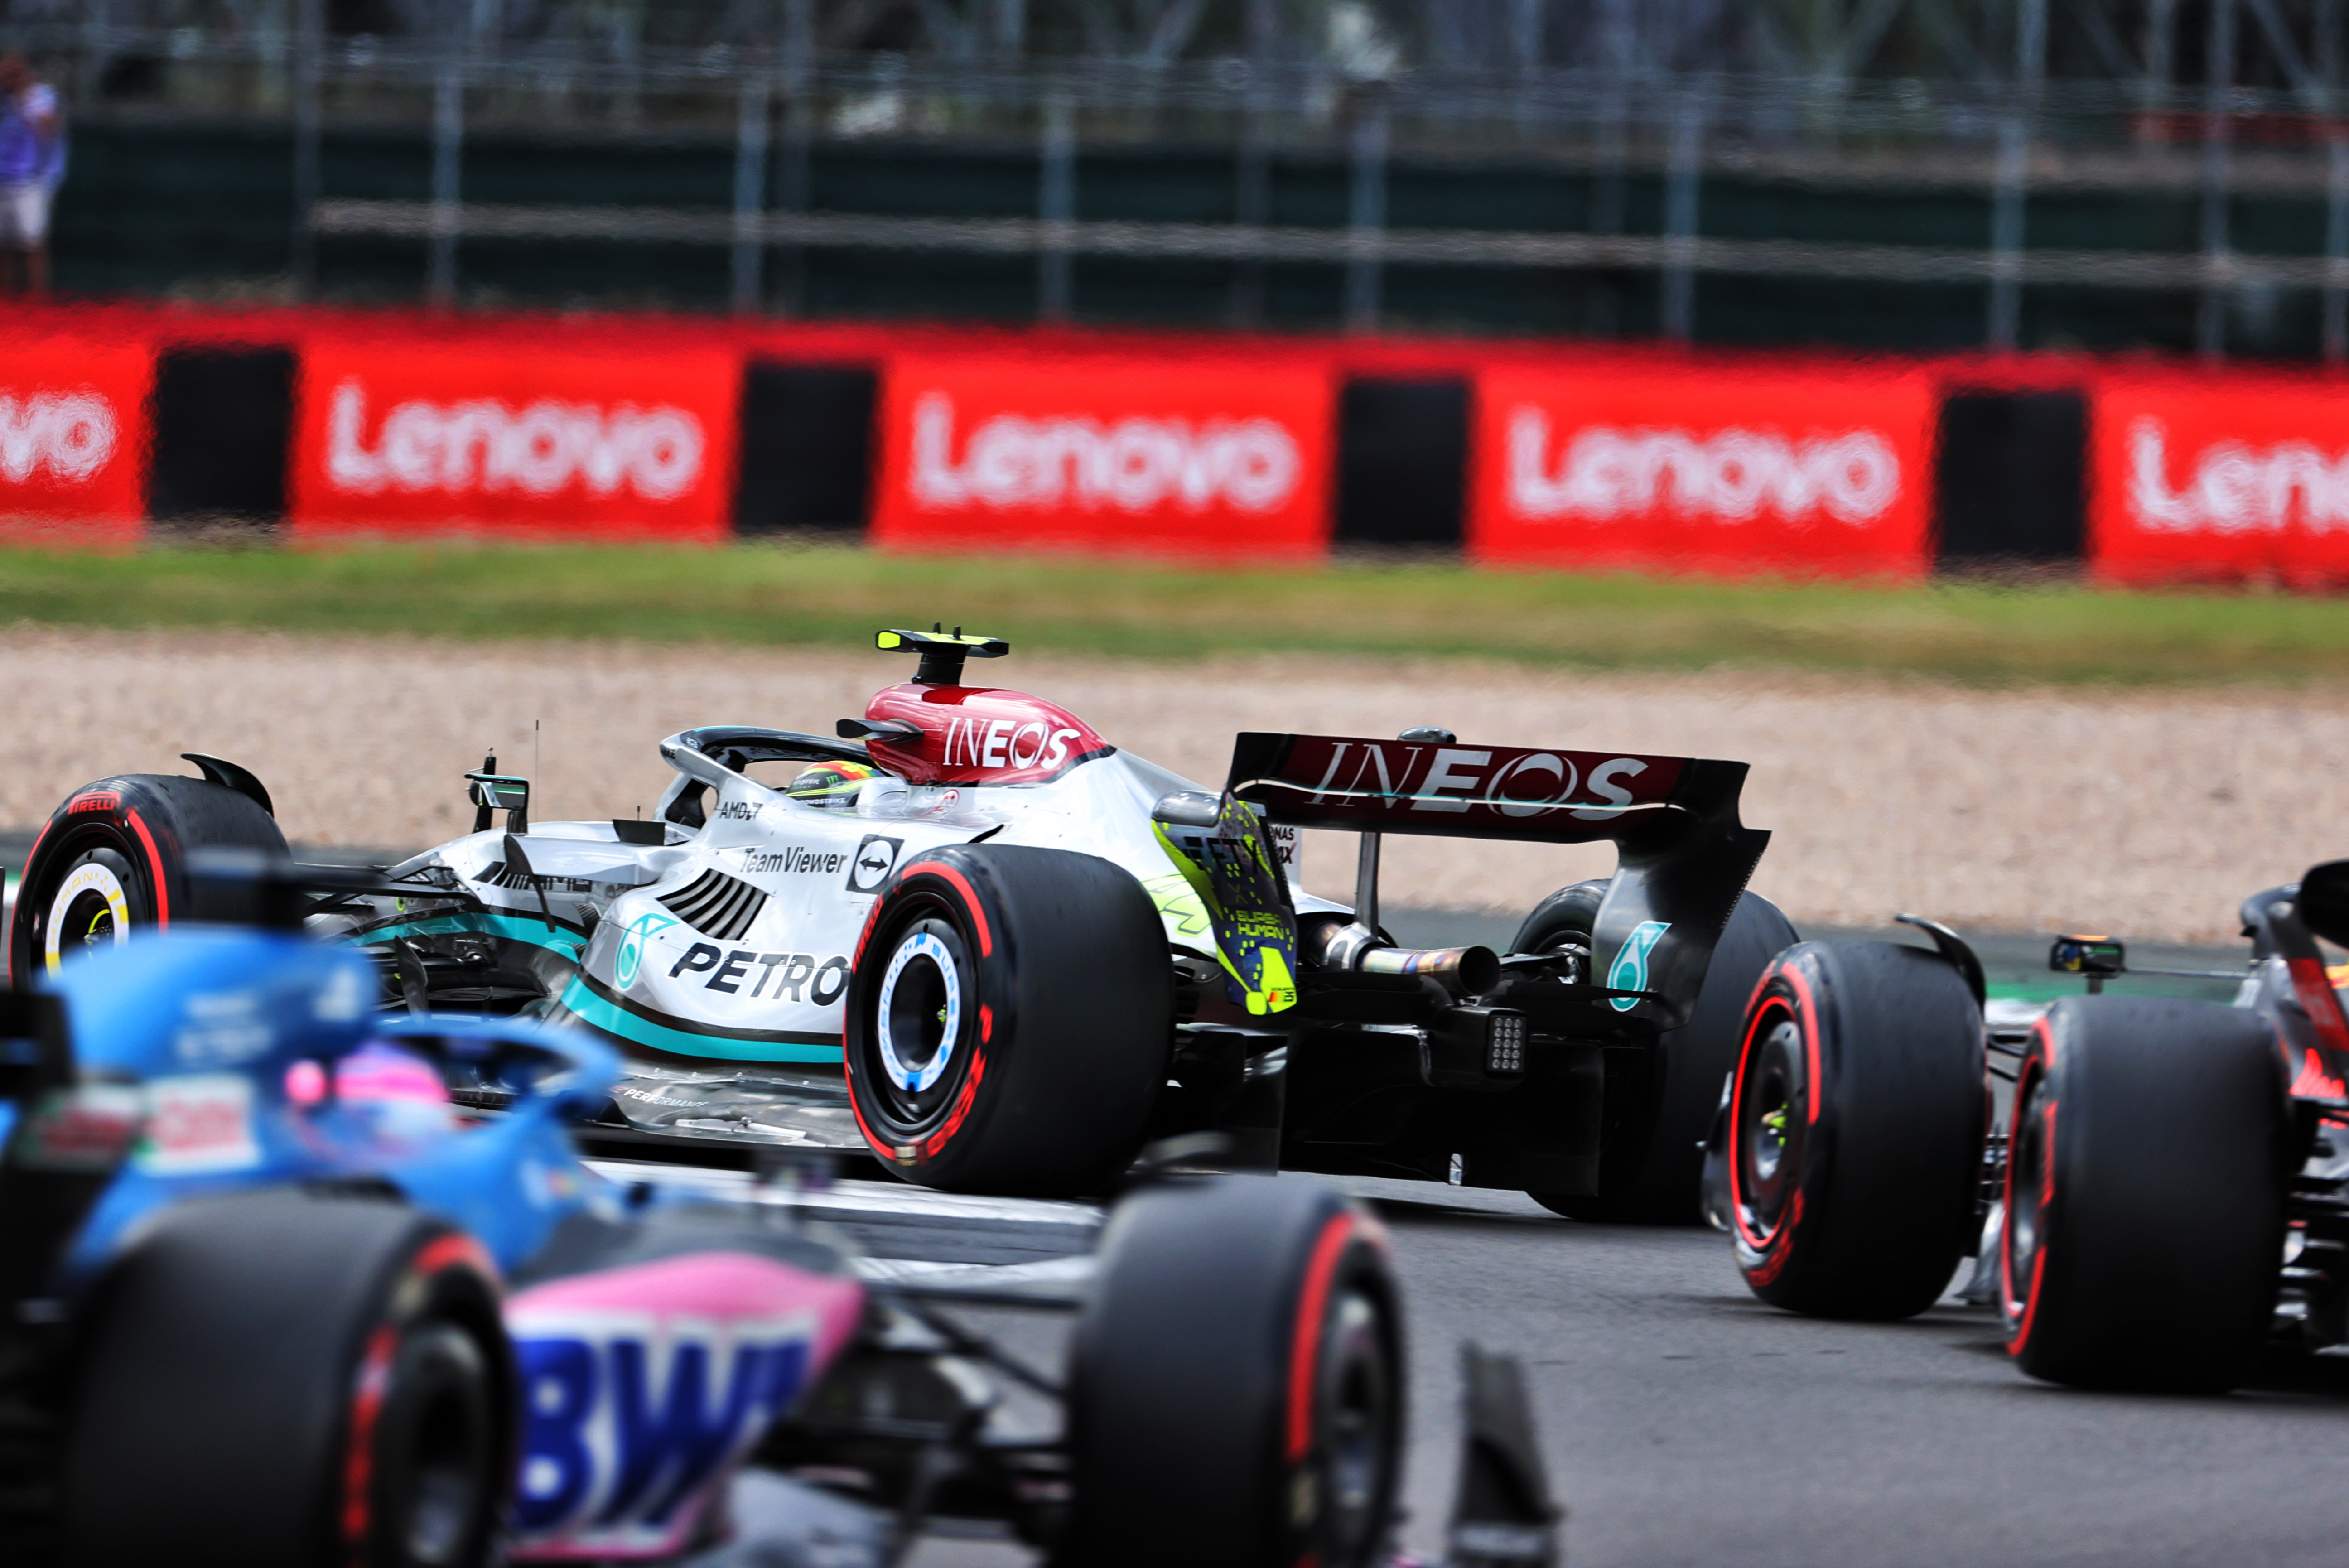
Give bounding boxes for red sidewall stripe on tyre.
[339,1235,500,1564]
[1726,993,1777,1254]
[341,1321,400,1564]
[1285,1211,1356,1467]
[1727,964,1817,1259]
[917,862,993,958]
[2002,1021,2057,1358]
[122,808,170,928]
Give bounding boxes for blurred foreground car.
[14,626,1790,1217]
[0,864,1558,1568]
[1705,863,2349,1393]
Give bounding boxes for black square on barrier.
[735,362,879,536]
[1335,376,1469,551]
[1934,389,2087,567]
[146,346,298,525]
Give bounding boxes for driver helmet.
[786,759,879,811]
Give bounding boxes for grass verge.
[1,540,2346,685]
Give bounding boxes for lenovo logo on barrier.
[0,392,118,486]
[908,392,1301,513]
[1504,408,1900,525]
[323,379,705,502]
[2125,418,2349,533]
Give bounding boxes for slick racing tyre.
[845,843,1172,1197]
[1729,940,1984,1319]
[1057,1175,1403,1568]
[11,768,286,988]
[1522,884,1799,1224]
[58,1187,511,1568]
[2001,997,2285,1393]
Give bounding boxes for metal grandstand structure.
[7,1,2349,353]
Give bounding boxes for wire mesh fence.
[8,2,2349,353]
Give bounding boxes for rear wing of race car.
[1225,732,1769,1029]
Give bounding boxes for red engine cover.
[863,683,1112,786]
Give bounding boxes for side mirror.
[2050,935,2125,977]
[1152,791,1224,830]
[2299,860,2349,949]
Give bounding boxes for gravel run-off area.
[4,624,2343,943]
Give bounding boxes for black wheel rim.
[403,1391,484,1566]
[2005,1068,2053,1320]
[62,888,118,949]
[860,906,978,1139]
[1313,1282,1398,1566]
[381,1323,492,1568]
[1734,1012,1806,1246]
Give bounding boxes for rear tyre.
[2001,996,2285,1393]
[1057,1175,1403,1568]
[1729,940,1984,1319]
[844,843,1172,1197]
[1524,886,1799,1224]
[58,1187,510,1568]
[11,770,286,988]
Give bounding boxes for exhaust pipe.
[1305,918,1501,996]
[1360,943,1502,995]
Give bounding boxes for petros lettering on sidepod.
[1607,921,1671,1014]
[1234,735,1685,837]
[668,944,852,1006]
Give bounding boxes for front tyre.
[1056,1175,1403,1568]
[58,1188,511,1568]
[844,844,1172,1197]
[11,770,286,987]
[2001,996,2285,1393]
[1728,940,1984,1319]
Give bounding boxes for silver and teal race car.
[12,627,1793,1207]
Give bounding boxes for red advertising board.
[0,332,151,531]
[2090,371,2349,586]
[289,338,739,538]
[1468,359,1938,579]
[871,353,1334,558]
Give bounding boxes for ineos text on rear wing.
[1225,733,1770,1028]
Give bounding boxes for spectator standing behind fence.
[0,53,63,296]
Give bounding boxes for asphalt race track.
[11,830,2332,1564]
[606,1159,2349,1568]
[1356,1177,2349,1568]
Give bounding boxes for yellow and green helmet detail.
[786,759,879,811]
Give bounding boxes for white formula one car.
[13,628,1794,1208]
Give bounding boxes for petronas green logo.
[1607,921,1669,1013]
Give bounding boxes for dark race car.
[1704,862,2349,1393]
[0,859,1560,1568]
[14,627,1791,1217]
